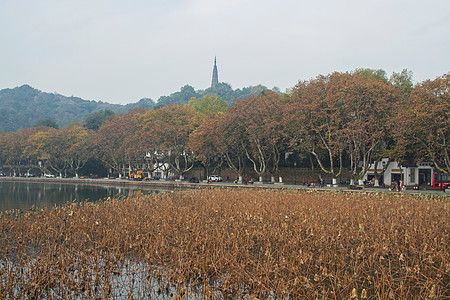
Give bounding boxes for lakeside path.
[1,176,448,196]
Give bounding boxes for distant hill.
[0,83,279,132]
[0,85,155,132]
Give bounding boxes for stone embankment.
[1,176,448,195]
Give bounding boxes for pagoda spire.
[211,56,219,88]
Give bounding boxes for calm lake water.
[0,181,164,212]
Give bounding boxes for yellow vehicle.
[135,170,144,180]
[129,170,144,180]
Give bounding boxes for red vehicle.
[432,173,450,189]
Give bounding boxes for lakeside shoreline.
[0,176,201,190]
[1,176,448,196]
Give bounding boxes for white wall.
[363,160,434,186]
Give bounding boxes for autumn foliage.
[0,70,448,180]
[394,73,450,173]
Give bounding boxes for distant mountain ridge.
[0,85,155,132]
[0,83,275,132]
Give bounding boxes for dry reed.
[0,188,449,299]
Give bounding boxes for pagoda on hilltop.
[211,57,219,88]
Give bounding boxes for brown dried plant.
[0,189,448,299]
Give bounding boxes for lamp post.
[381,160,387,187]
[294,161,297,185]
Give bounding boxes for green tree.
[187,94,229,116]
[157,85,199,106]
[83,109,115,130]
[35,118,59,129]
[203,83,236,103]
[201,83,270,104]
[352,68,389,83]
[390,69,414,96]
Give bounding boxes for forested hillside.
[0,82,270,132]
[0,85,122,132]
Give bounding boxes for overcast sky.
[1,0,449,104]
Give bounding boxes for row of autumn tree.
[1,70,448,182]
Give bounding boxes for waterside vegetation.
[1,188,448,298]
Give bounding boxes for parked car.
[44,173,55,178]
[0,171,5,177]
[208,175,223,182]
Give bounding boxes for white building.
[363,158,434,187]
[151,163,170,179]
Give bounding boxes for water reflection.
[0,181,164,212]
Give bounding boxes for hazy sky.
[1,0,449,104]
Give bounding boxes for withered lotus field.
[0,188,448,299]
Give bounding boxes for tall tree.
[139,104,199,179]
[64,125,93,177]
[337,73,400,184]
[92,111,140,178]
[192,110,248,182]
[395,73,449,174]
[188,113,225,179]
[121,108,149,177]
[133,109,166,178]
[28,128,68,177]
[227,91,287,182]
[287,72,401,184]
[286,74,346,184]
[1,127,47,176]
